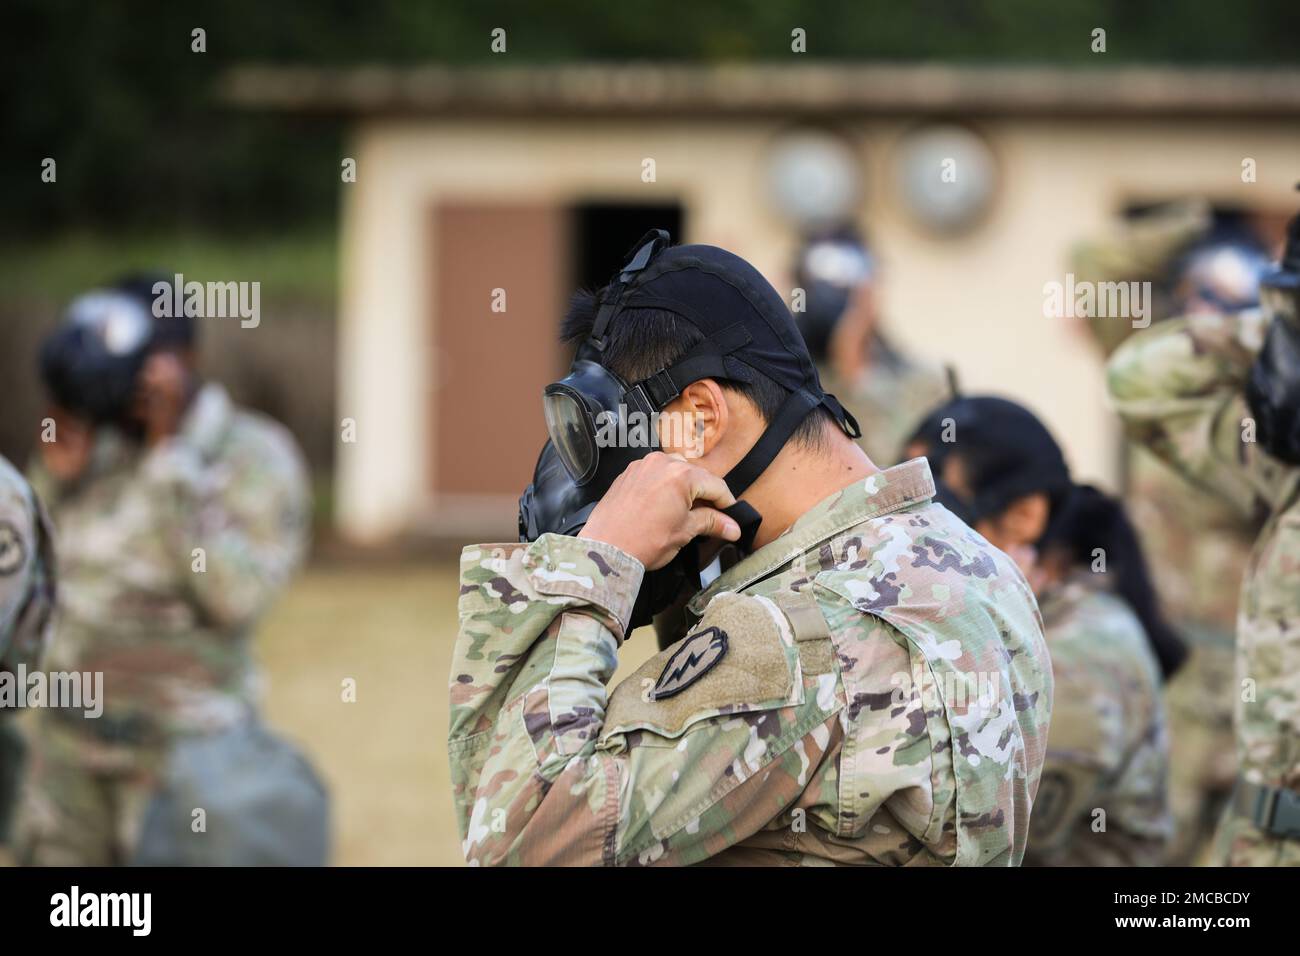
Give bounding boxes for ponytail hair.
[1040,484,1188,679]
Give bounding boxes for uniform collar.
[1036,568,1101,625]
[687,456,938,617]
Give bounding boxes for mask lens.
[543,387,597,484]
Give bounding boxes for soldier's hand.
[39,406,93,482]
[579,452,740,570]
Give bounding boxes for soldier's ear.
[661,379,729,461]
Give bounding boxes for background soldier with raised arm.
[792,227,948,468]
[1107,207,1300,865]
[1073,201,1271,862]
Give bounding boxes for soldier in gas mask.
[450,232,1053,866]
[1108,196,1300,865]
[1072,203,1273,863]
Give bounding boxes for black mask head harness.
[1246,192,1300,466]
[520,229,860,630]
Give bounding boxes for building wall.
[336,114,1300,541]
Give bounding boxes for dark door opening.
[571,202,685,293]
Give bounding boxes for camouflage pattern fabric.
[449,457,1053,866]
[1125,449,1246,864]
[18,383,311,865]
[1073,206,1247,863]
[1023,572,1172,866]
[0,454,57,676]
[0,454,57,850]
[1108,310,1300,866]
[17,717,164,865]
[1164,640,1238,863]
[819,339,949,468]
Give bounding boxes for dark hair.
[560,287,834,448]
[1039,484,1188,679]
[906,396,1073,525]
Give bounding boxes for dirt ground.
[255,558,660,866]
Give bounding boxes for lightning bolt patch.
[652,626,728,700]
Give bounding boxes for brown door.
[430,203,567,520]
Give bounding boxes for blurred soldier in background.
[0,456,57,867]
[1072,203,1272,863]
[792,227,948,467]
[906,396,1183,865]
[16,275,327,866]
[1108,205,1300,865]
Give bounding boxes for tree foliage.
[6,0,1298,236]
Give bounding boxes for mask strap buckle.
[625,373,673,421]
[590,229,672,351]
[623,324,753,415]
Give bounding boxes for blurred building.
[224,63,1300,542]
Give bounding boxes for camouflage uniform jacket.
[1,455,56,847]
[29,384,311,738]
[1108,311,1300,810]
[1024,573,1172,866]
[450,457,1053,866]
[1071,201,1254,649]
[0,454,56,676]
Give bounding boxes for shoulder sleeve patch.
[1027,763,1102,853]
[652,626,727,699]
[0,521,26,576]
[601,592,801,742]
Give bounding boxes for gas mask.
[1246,205,1300,465]
[519,229,859,634]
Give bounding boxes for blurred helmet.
[39,289,155,424]
[1172,239,1271,315]
[113,272,197,349]
[792,229,874,362]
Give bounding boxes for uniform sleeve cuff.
[524,533,644,639]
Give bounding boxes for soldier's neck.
[743,428,877,550]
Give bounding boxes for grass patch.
[0,231,339,303]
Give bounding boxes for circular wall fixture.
[894,124,998,235]
[764,128,863,230]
